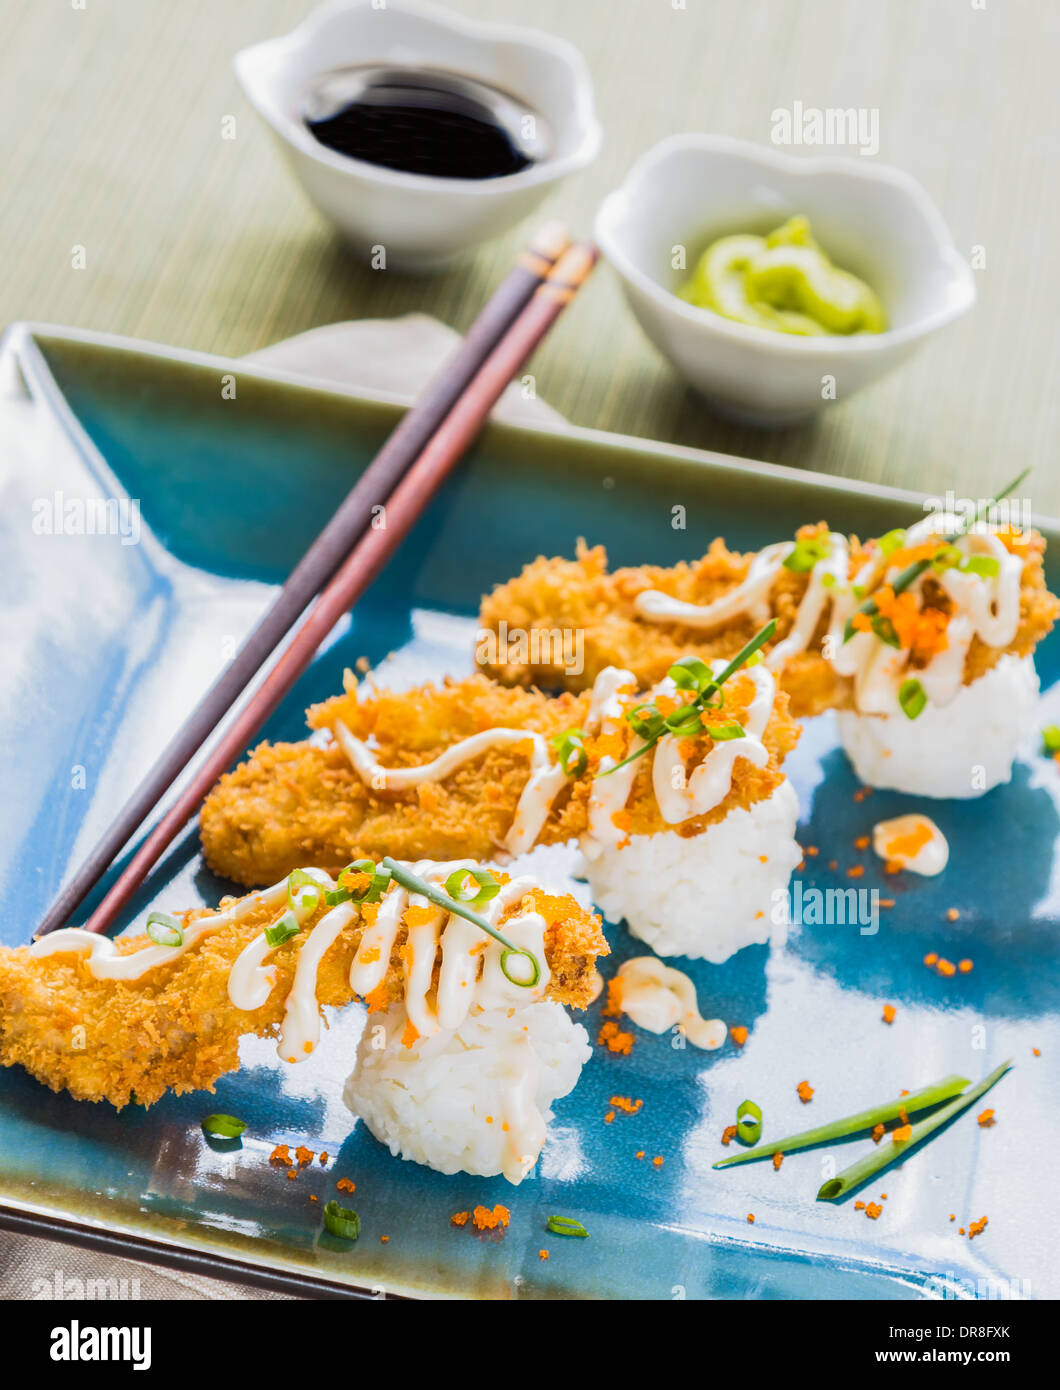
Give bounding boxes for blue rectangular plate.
[2,324,1056,1300]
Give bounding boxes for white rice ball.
[344,1000,590,1184]
[584,779,801,962]
[837,655,1039,799]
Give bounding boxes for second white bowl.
[595,134,976,426]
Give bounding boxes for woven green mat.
[1,0,1055,511]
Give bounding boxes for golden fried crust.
[0,885,606,1108]
[202,676,595,883]
[478,531,1059,717]
[201,671,800,886]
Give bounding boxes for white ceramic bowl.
[595,134,976,426]
[235,0,601,272]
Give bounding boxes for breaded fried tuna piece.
[0,877,606,1108]
[477,529,1059,716]
[199,668,800,889]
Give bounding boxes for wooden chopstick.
[33,223,572,941]
[62,239,599,938]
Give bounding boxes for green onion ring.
[146,911,182,948]
[444,867,501,909]
[322,1200,361,1241]
[546,1215,589,1238]
[286,868,321,918]
[736,1099,763,1146]
[201,1113,246,1139]
[264,909,301,949]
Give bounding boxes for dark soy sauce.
[303,66,548,180]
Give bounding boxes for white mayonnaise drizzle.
[614,957,727,1050]
[32,861,554,1068]
[633,515,1023,719]
[28,875,308,982]
[872,813,949,876]
[634,542,791,631]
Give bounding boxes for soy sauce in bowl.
[304,65,549,180]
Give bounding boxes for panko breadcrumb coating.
[200,669,800,888]
[0,879,606,1108]
[477,527,1059,716]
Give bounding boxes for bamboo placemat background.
[1,0,1056,511]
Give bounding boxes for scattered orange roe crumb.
[604,1110,615,1124]
[854,835,871,851]
[946,908,960,922]
[730,1026,748,1047]
[309,1195,318,1202]
[900,1090,910,1097]
[747,1214,755,1224]
[924,952,938,967]
[879,898,895,909]
[872,1124,885,1144]
[285,1169,297,1181]
[319,1152,329,1166]
[854,787,873,802]
[1033,1047,1041,1057]
[959,1227,966,1236]
[892,1124,912,1143]
[864,1202,883,1220]
[380,1235,389,1244]
[269,1144,292,1168]
[721,1125,738,1147]
[336,1177,356,1194]
[295,1145,314,1167]
[539,1249,549,1261]
[880,1194,887,1201]
[773,1153,784,1171]
[847,864,865,879]
[652,1156,664,1167]
[884,859,903,875]
[898,1108,909,1124]
[598,1020,635,1055]
[950,1214,955,1222]
[828,860,839,872]
[635,1151,645,1160]
[601,978,624,1018]
[365,982,390,1014]
[759,854,769,864]
[610,1096,643,1114]
[805,845,819,857]
[450,1211,470,1227]
[401,1019,420,1049]
[882,1004,896,1024]
[936,958,957,977]
[977,1108,996,1128]
[969,1216,988,1239]
[958,959,973,974]
[796,1080,814,1103]
[855,1201,865,1210]
[472,1204,510,1231]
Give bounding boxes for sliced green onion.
[931,543,962,572]
[736,1099,763,1145]
[669,656,713,693]
[878,527,907,558]
[600,620,776,778]
[444,867,501,909]
[713,1073,970,1169]
[381,858,541,989]
[871,614,901,648]
[201,1113,246,1139]
[898,678,927,721]
[546,1215,589,1238]
[265,909,301,949]
[328,860,392,907]
[707,721,746,742]
[286,868,321,917]
[959,554,1001,579]
[663,704,704,737]
[817,1061,1013,1201]
[843,468,1030,643]
[322,1199,361,1241]
[500,948,541,988]
[1042,725,1060,755]
[146,911,182,948]
[550,726,588,778]
[783,535,832,573]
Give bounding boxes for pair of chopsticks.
[35,225,598,941]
